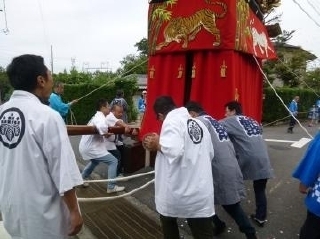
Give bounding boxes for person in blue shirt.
[138,90,147,113]
[316,99,320,123]
[287,96,299,133]
[49,81,78,122]
[293,132,320,239]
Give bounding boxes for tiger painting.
[156,2,227,51]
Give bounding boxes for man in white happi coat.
[143,96,215,239]
[220,101,274,227]
[79,99,126,193]
[105,104,130,176]
[186,101,258,239]
[0,54,83,239]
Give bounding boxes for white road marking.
[265,138,312,148]
[269,180,283,194]
[290,138,312,148]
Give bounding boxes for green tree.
[117,38,149,76]
[303,68,320,91]
[263,30,316,88]
[0,67,12,102]
[134,38,148,56]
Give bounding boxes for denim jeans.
[82,154,118,189]
[160,214,214,239]
[253,179,268,220]
[212,202,256,237]
[109,149,122,176]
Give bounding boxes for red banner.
[148,0,276,59]
[140,0,273,138]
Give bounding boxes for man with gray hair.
[49,81,78,122]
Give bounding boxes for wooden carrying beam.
[66,125,139,136]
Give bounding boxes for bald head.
[111,104,124,119]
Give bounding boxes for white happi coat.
[0,91,83,239]
[105,112,121,150]
[155,107,215,218]
[79,111,111,160]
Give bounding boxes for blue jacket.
[293,132,320,217]
[49,93,70,119]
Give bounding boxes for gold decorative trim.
[149,65,155,79]
[191,64,196,79]
[177,64,183,79]
[220,60,227,77]
[235,88,239,101]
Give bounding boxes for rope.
[78,179,154,202]
[76,59,148,102]
[66,58,148,125]
[262,115,290,127]
[69,109,77,125]
[253,56,314,139]
[276,57,320,98]
[83,170,154,184]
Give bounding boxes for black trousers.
[109,148,122,175]
[300,210,320,239]
[212,202,256,237]
[160,214,214,239]
[253,179,268,220]
[288,116,296,129]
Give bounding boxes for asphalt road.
[212,122,318,239]
[69,122,318,239]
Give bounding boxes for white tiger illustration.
[250,19,274,57]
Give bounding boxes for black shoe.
[214,222,226,236]
[250,214,266,227]
[246,233,258,239]
[287,128,293,134]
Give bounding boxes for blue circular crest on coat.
[0,107,25,149]
[187,119,203,144]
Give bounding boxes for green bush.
[262,87,318,124]
[63,78,138,125]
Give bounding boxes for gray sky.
[0,0,319,73]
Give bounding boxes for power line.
[307,0,320,18]
[292,0,320,28]
[2,0,9,34]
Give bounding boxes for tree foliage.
[303,68,320,91]
[117,38,148,76]
[0,67,12,102]
[263,30,318,88]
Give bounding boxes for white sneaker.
[107,185,125,193]
[82,182,90,188]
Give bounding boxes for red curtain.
[140,51,263,138]
[140,0,271,138]
[190,50,263,120]
[139,53,187,138]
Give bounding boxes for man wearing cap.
[138,90,147,121]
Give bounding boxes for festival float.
[140,0,280,136]
[67,0,281,170]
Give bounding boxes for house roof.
[273,42,318,61]
[124,74,147,90]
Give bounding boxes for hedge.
[262,87,319,124]
[59,82,319,125]
[62,78,138,125]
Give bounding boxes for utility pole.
[50,45,54,73]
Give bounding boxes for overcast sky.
[0,0,319,73]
